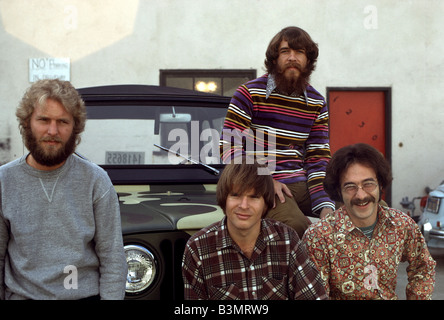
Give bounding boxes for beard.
[274,63,311,96]
[24,129,77,168]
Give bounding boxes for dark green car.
[77,85,229,300]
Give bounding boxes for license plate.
[105,151,145,165]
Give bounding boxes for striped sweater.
[220,74,334,214]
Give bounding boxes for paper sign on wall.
[29,58,70,82]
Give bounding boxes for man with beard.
[302,143,436,299]
[0,79,127,300]
[220,26,334,238]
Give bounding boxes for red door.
[327,89,390,157]
[327,88,392,204]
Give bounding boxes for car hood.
[116,184,224,235]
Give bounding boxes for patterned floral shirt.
[302,205,436,300]
[182,217,328,300]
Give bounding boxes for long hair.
[16,79,86,146]
[217,158,275,216]
[324,143,392,202]
[264,26,319,76]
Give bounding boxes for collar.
[265,74,277,99]
[265,73,308,102]
[215,217,234,250]
[332,204,397,235]
[21,153,71,178]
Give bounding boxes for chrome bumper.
[423,222,444,241]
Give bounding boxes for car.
[418,181,444,249]
[76,84,230,300]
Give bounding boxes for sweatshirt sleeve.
[0,208,8,300]
[93,183,128,299]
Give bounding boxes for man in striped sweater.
[220,26,334,238]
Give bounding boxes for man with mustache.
[302,143,436,299]
[0,79,127,299]
[220,26,334,238]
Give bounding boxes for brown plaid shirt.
[182,217,328,300]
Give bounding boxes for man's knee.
[266,197,309,238]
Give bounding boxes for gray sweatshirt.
[0,154,127,299]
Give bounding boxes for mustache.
[285,63,303,71]
[40,137,63,143]
[351,196,376,206]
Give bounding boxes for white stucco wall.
[0,0,443,210]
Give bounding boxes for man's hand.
[273,179,293,208]
[319,207,333,218]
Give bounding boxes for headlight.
[124,244,157,294]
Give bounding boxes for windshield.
[77,105,227,166]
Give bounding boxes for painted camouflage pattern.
[115,184,224,235]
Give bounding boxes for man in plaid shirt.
[182,159,327,300]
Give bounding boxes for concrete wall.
[1,0,443,210]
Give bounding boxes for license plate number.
[105,151,145,165]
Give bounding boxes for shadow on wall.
[0,138,11,165]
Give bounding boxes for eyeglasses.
[342,181,378,195]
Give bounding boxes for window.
[159,69,257,97]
